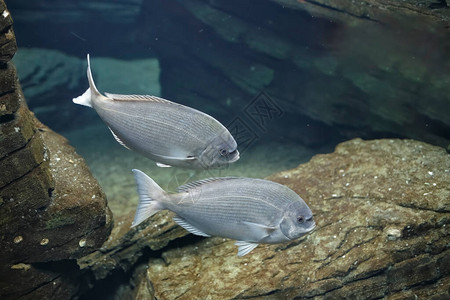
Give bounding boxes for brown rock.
[0,125,44,188]
[0,112,113,299]
[135,139,449,299]
[0,1,16,65]
[0,91,20,116]
[78,210,187,281]
[272,0,450,27]
[0,63,19,115]
[0,1,113,298]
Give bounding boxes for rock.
[0,101,36,163]
[0,123,45,188]
[0,107,113,299]
[78,210,188,282]
[75,138,449,299]
[272,0,450,27]
[0,1,16,64]
[0,1,113,298]
[133,139,447,299]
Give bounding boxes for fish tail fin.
[131,169,167,228]
[72,87,92,107]
[72,54,101,107]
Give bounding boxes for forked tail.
[131,169,167,227]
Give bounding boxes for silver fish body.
[132,169,315,256]
[73,55,239,169]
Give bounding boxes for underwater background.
[2,0,450,299]
[8,0,450,217]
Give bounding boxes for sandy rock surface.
[136,139,448,299]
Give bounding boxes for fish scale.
[98,102,228,158]
[170,196,285,225]
[98,102,210,144]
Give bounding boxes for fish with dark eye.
[73,54,239,169]
[131,169,316,256]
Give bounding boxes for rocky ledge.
[0,1,113,299]
[79,138,449,299]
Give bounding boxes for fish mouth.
[306,222,316,233]
[228,150,240,163]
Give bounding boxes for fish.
[72,54,239,169]
[131,169,315,256]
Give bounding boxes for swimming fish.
[72,54,239,169]
[131,169,315,256]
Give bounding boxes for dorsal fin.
[177,177,240,192]
[104,93,173,104]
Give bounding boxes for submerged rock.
[138,138,449,299]
[78,210,188,282]
[273,0,450,26]
[78,138,449,299]
[0,2,113,298]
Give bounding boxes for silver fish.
[131,169,315,256]
[72,54,239,169]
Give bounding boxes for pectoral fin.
[154,154,197,168]
[156,162,172,168]
[235,241,259,256]
[241,221,276,240]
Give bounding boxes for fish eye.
[297,216,305,224]
[219,149,228,156]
